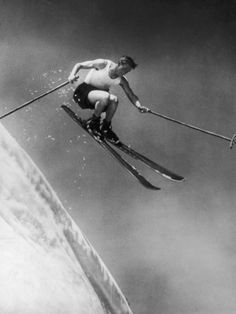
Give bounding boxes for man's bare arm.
[120,77,148,112]
[68,59,107,83]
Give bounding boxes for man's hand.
[68,74,79,84]
[137,105,149,113]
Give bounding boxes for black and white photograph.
[0,1,235,313]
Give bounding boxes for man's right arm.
[68,59,107,83]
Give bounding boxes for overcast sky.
[0,1,236,313]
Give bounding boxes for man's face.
[117,59,133,76]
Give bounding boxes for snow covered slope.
[0,124,132,314]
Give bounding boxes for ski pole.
[0,77,78,121]
[147,108,236,149]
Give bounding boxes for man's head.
[117,56,137,75]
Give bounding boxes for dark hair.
[119,55,138,69]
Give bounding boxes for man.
[68,56,148,143]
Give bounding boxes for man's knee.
[109,95,119,106]
[96,94,110,109]
[95,94,118,112]
[101,94,110,106]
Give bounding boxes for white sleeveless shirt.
[84,60,121,91]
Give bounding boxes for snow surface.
[0,123,132,314]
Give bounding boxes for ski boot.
[85,115,101,136]
[101,120,120,144]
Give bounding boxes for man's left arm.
[120,77,148,113]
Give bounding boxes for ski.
[109,141,184,182]
[61,105,160,191]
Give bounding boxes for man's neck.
[109,64,119,79]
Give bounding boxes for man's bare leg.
[104,95,118,122]
[101,95,119,143]
[86,90,110,133]
[87,90,119,142]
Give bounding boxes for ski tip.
[153,186,161,191]
[144,183,161,191]
[174,176,185,182]
[177,176,185,182]
[161,173,185,182]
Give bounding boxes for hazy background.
[0,0,236,313]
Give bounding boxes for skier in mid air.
[68,56,148,143]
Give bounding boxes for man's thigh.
[87,90,110,105]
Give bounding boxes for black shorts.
[73,83,106,109]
